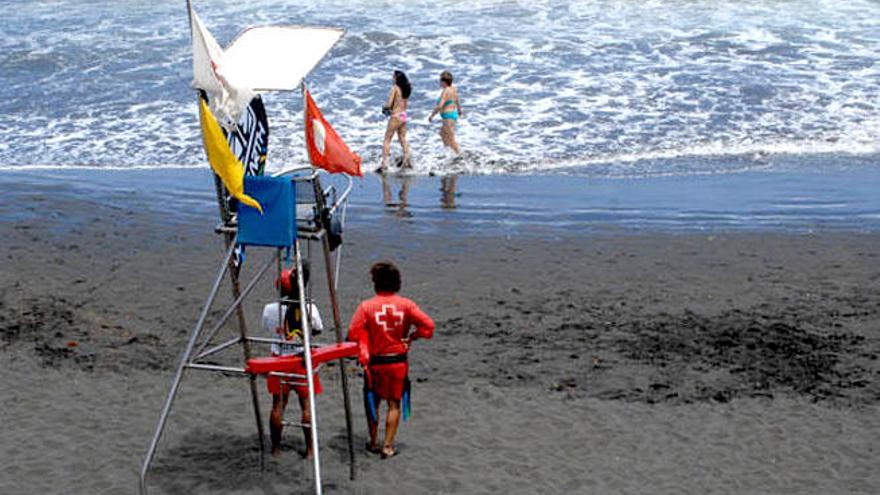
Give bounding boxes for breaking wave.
[1,0,878,176]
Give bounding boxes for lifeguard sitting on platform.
[262,262,324,458]
[347,262,434,459]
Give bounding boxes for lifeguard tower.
[139,3,362,494]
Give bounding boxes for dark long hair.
[394,70,412,99]
[281,262,311,332]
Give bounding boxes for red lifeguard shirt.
[347,293,434,361]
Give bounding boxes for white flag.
[190,7,254,127]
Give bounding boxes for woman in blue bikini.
[428,70,463,154]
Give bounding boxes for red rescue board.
[246,342,358,375]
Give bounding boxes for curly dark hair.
[371,261,401,293]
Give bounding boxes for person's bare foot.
[302,448,314,459]
[271,447,282,458]
[380,445,397,459]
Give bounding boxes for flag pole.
[302,79,358,480]
[188,0,266,471]
[302,82,312,168]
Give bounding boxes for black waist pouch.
[369,354,408,366]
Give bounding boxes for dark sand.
[1,178,879,494]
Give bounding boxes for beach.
[2,170,879,494]
[3,0,880,492]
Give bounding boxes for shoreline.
[1,158,879,236]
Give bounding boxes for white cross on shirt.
[375,304,404,332]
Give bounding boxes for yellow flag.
[198,98,263,213]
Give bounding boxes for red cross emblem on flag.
[375,304,404,333]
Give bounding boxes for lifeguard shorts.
[267,372,322,398]
[368,362,408,401]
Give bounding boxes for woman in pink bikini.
[380,70,412,171]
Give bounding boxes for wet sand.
[1,177,879,494]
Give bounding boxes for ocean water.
[2,0,878,173]
[1,1,879,230]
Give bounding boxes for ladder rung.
[282,420,312,428]
[278,297,318,304]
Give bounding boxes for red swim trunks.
[267,370,322,398]
[368,362,408,401]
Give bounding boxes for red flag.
[304,88,363,176]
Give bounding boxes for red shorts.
[368,362,408,401]
[267,372,322,398]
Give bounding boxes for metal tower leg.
[222,231,266,467]
[322,232,357,480]
[211,151,265,465]
[139,241,236,494]
[294,240,323,494]
[312,174,357,481]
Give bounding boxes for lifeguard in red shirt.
[347,262,434,459]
